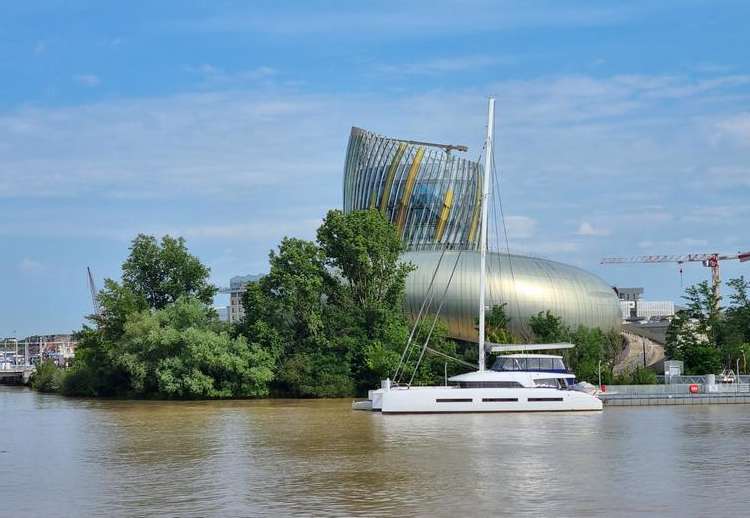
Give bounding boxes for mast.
[478,97,495,371]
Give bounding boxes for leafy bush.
[613,366,657,385]
[30,360,65,393]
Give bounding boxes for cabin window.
[534,378,559,387]
[540,358,555,370]
[482,398,518,402]
[458,381,524,388]
[526,358,540,370]
[528,397,564,402]
[436,398,473,403]
[554,359,566,371]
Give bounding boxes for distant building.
[614,287,674,321]
[636,300,675,320]
[215,306,229,322]
[228,274,262,324]
[615,287,644,302]
[619,300,636,320]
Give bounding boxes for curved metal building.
[403,251,622,341]
[342,127,621,340]
[344,127,482,251]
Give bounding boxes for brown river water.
[2,385,750,517]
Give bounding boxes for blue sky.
[2,0,750,337]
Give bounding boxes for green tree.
[316,209,413,314]
[528,310,567,343]
[121,234,216,310]
[665,280,727,374]
[119,297,275,398]
[63,234,274,399]
[30,360,64,393]
[239,209,419,396]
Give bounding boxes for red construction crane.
[602,251,750,305]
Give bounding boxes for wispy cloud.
[375,55,515,75]
[72,74,101,87]
[576,221,610,236]
[170,1,637,36]
[18,258,44,273]
[2,72,749,277]
[183,64,277,86]
[715,112,750,146]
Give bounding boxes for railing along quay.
[600,383,750,406]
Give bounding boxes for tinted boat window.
[554,359,566,371]
[526,358,540,370]
[540,358,554,371]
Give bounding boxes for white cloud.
[576,221,610,236]
[171,2,636,36]
[183,64,277,86]
[1,71,749,277]
[503,216,537,239]
[637,238,710,251]
[18,258,44,273]
[375,55,515,75]
[73,74,101,87]
[181,219,321,240]
[715,113,750,145]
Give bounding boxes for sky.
[2,0,750,337]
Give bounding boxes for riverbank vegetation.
[62,235,275,398]
[665,278,750,375]
[45,209,636,398]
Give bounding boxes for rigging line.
[392,246,448,383]
[422,345,477,370]
[396,258,443,384]
[491,144,527,341]
[408,250,463,387]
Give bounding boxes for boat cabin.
[491,354,568,373]
[448,354,576,390]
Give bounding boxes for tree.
[665,280,727,374]
[666,310,721,375]
[316,209,413,315]
[119,298,275,398]
[239,209,420,396]
[63,234,274,399]
[29,360,64,393]
[528,310,566,343]
[122,234,216,310]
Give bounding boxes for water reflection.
[2,386,750,516]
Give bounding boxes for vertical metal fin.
[434,188,454,242]
[379,142,407,214]
[395,147,425,231]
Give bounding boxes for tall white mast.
[478,97,495,371]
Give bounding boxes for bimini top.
[343,127,483,251]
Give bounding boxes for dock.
[0,366,35,384]
[600,383,750,406]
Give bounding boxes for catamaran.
[354,98,603,413]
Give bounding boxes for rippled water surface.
[2,385,750,517]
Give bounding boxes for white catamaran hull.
[368,386,602,413]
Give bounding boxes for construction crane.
[602,251,750,307]
[87,266,101,316]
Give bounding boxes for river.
[1,385,749,517]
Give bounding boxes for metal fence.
[656,375,750,384]
[604,383,750,395]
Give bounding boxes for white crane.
[602,250,750,306]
